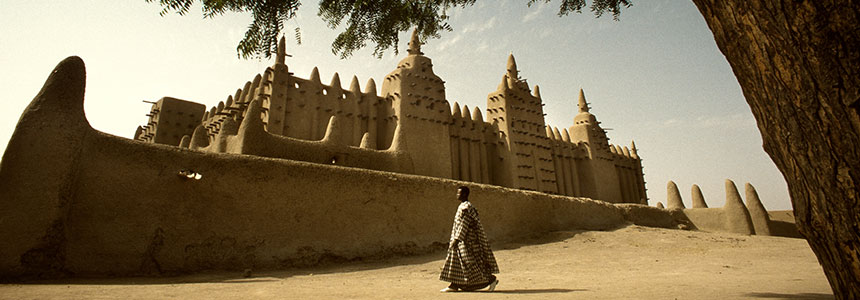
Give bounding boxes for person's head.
[457,186,470,201]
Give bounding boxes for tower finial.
[407,29,423,55]
[276,35,290,64]
[578,88,589,113]
[507,53,518,79]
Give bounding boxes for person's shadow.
[480,288,586,294]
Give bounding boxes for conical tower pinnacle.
[578,88,589,113]
[407,29,423,56]
[506,53,518,79]
[276,36,286,64]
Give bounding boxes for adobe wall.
[3,130,663,277]
[665,180,799,238]
[0,57,681,278]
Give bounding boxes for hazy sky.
[0,0,792,210]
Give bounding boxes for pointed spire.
[276,35,286,65]
[240,81,252,104]
[724,179,755,235]
[506,53,518,79]
[578,88,589,113]
[745,183,772,235]
[349,76,361,95]
[251,74,262,98]
[238,99,265,137]
[233,89,242,104]
[189,125,210,149]
[134,126,144,140]
[553,127,562,141]
[533,85,541,98]
[472,106,483,123]
[217,101,225,113]
[364,78,377,95]
[388,122,404,151]
[623,146,631,157]
[545,125,553,139]
[330,72,342,89]
[321,116,343,144]
[407,28,423,55]
[310,67,320,83]
[656,202,665,209]
[630,140,639,158]
[462,105,471,121]
[666,180,685,209]
[691,184,708,208]
[179,135,191,148]
[359,132,376,149]
[23,56,87,127]
[562,128,571,142]
[443,100,452,122]
[226,95,234,108]
[452,101,462,118]
[498,75,510,91]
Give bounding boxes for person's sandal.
[487,279,499,292]
[440,287,458,293]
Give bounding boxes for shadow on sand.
[9,228,603,286]
[485,288,587,294]
[745,292,833,299]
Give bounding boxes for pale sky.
[0,0,792,210]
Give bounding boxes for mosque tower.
[379,30,453,178]
[567,89,624,202]
[485,54,557,193]
[569,89,610,152]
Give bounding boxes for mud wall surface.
[3,128,650,277]
[681,208,728,233]
[76,133,630,275]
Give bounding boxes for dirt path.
[0,225,833,299]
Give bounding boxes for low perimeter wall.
[0,57,681,279]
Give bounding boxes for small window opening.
[178,169,203,180]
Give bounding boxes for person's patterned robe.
[439,201,499,286]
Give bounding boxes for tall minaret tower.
[485,54,557,193]
[380,29,452,178]
[569,89,610,154]
[568,89,623,201]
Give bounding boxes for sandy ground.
[0,225,833,299]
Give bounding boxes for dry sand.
[0,225,832,299]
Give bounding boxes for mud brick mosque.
[135,31,647,204]
[0,30,793,278]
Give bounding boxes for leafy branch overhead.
[146,0,631,59]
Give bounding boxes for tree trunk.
[691,0,860,298]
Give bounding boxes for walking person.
[439,186,500,292]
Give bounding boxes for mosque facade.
[135,32,647,204]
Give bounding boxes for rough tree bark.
[691,1,860,298]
